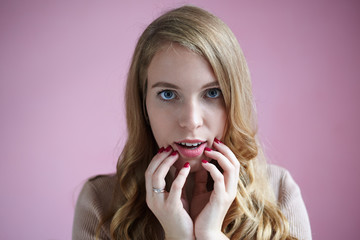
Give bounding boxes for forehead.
[147,43,216,86]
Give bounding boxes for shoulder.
[85,174,117,201]
[266,164,312,240]
[72,174,116,240]
[77,174,117,212]
[266,164,300,202]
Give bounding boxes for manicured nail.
[158,147,164,153]
[204,147,212,152]
[165,146,172,152]
[184,162,190,168]
[214,138,222,144]
[202,159,208,164]
[170,150,178,156]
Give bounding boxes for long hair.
[98,5,297,240]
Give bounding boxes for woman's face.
[146,44,227,172]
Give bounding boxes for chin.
[173,155,208,172]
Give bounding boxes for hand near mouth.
[145,147,195,240]
[145,140,239,240]
[192,139,240,240]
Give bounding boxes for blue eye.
[159,90,175,100]
[205,88,221,98]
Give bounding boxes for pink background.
[1,0,359,239]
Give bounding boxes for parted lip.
[175,139,206,144]
[174,140,207,158]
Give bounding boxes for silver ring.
[152,187,165,193]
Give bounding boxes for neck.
[185,172,196,202]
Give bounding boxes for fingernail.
[170,150,178,156]
[184,162,190,168]
[158,147,165,153]
[165,146,172,152]
[204,147,212,152]
[214,138,222,144]
[202,159,208,164]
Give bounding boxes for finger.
[145,146,173,195]
[201,160,225,193]
[204,148,234,176]
[151,151,179,190]
[146,146,173,175]
[203,148,238,192]
[168,162,190,202]
[213,140,240,171]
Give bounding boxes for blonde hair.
[98,5,297,240]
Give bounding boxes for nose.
[178,100,203,130]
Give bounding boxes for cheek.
[147,104,173,146]
[206,102,227,134]
[217,111,227,135]
[211,111,227,139]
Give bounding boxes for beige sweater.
[72,165,312,239]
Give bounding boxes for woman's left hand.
[191,139,240,240]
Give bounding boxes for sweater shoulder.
[266,164,312,239]
[72,174,116,240]
[84,174,117,208]
[87,174,117,194]
[267,164,300,202]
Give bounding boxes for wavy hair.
[97,5,297,240]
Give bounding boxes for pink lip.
[175,139,207,158]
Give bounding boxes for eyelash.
[157,88,222,102]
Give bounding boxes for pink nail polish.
[158,147,164,153]
[184,162,190,168]
[202,159,208,164]
[204,147,212,152]
[170,150,178,156]
[165,146,172,152]
[214,138,222,144]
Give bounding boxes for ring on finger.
[152,187,165,193]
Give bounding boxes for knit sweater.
[72,164,312,239]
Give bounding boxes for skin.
[145,43,240,240]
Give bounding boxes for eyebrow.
[151,82,180,89]
[151,81,220,89]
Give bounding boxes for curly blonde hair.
[97,5,297,240]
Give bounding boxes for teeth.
[179,142,202,147]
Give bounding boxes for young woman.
[73,5,311,240]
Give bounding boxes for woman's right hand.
[145,146,194,240]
